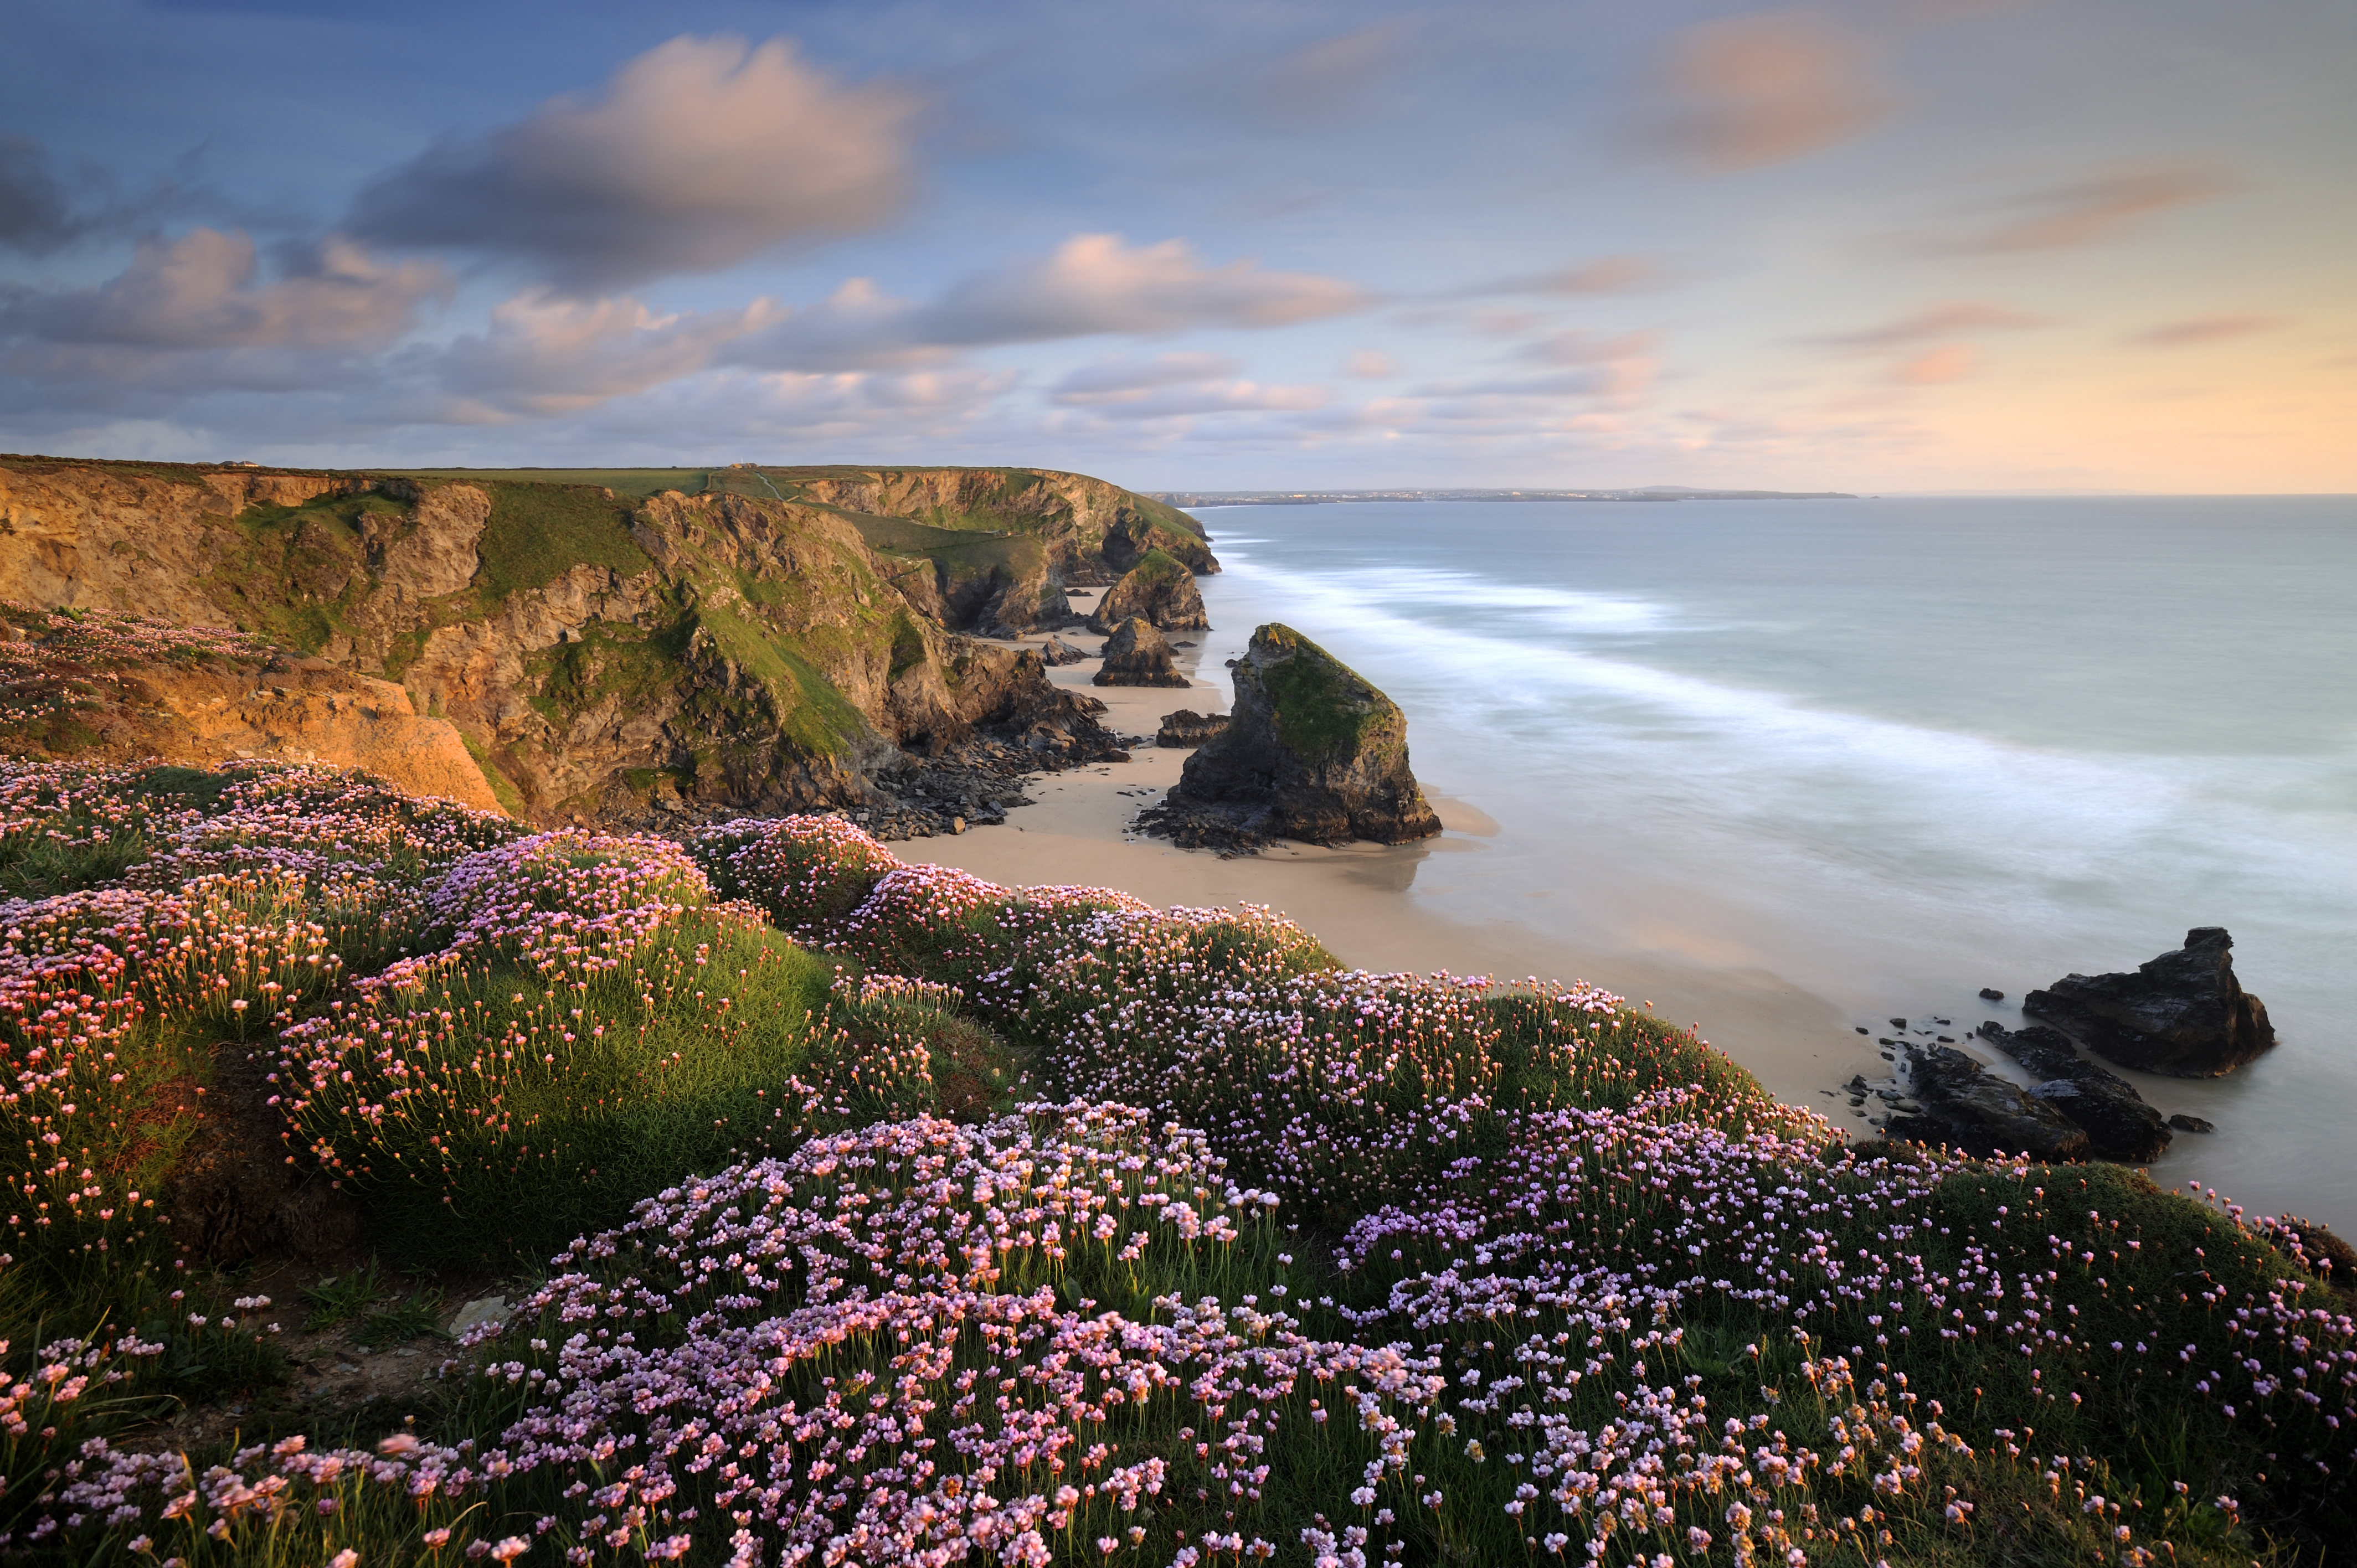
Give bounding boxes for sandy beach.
[898,595,1886,1121]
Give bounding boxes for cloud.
[2130,314,2284,348]
[1523,329,1656,367]
[2,229,448,352]
[1486,255,1661,296]
[1891,343,1978,384]
[914,234,1368,343]
[1251,24,1408,126]
[1924,161,2232,254]
[1048,353,1325,420]
[348,35,918,290]
[430,290,789,416]
[1641,13,1890,172]
[1,137,209,256]
[1813,300,2049,349]
[1344,350,1396,378]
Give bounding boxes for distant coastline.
[1149,484,1857,507]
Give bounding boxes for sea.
[1181,496,2357,1232]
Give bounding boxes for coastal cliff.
[0,457,1210,823]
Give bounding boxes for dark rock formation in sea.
[1156,709,1229,748]
[1093,618,1190,688]
[1089,548,1210,632]
[1979,987,2005,1000]
[2024,928,2275,1077]
[2168,1113,2215,1134]
[1883,1041,2092,1162]
[1038,636,1091,666]
[1141,623,1442,852]
[1976,1021,2172,1162]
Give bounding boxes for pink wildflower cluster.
[460,1102,1447,1565]
[696,816,908,941]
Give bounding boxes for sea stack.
[1145,623,1442,850]
[1093,617,1190,687]
[2024,927,2275,1077]
[1089,548,1210,632]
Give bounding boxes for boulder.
[1977,1021,2171,1162]
[1144,623,1442,850]
[2024,927,2274,1077]
[1093,617,1190,687]
[1038,636,1092,667]
[1089,548,1209,632]
[2166,1113,2214,1134]
[1156,709,1229,748]
[1883,1041,2091,1162]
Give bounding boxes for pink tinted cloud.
[1643,13,1890,172]
[1814,300,2049,349]
[1928,161,2233,254]
[1488,255,1661,296]
[1891,343,1978,384]
[351,35,918,289]
[3,228,447,350]
[2130,314,2285,348]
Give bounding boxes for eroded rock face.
[1093,617,1189,687]
[1977,1022,2172,1162]
[1089,549,1208,632]
[1038,636,1090,667]
[0,606,507,814]
[2025,927,2275,1077]
[1156,709,1228,748]
[1145,623,1441,850]
[1883,1042,2092,1162]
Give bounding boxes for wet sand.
[898,605,1884,1119]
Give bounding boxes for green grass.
[397,468,711,498]
[469,481,653,601]
[1252,622,1390,761]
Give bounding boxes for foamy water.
[1185,497,2357,1230]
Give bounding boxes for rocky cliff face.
[1144,623,1441,851]
[0,456,1152,823]
[1093,617,1188,687]
[0,603,506,814]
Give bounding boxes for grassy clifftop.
[1,769,2348,1566]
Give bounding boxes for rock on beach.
[2025,927,2274,1077]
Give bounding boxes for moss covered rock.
[1148,623,1440,850]
[1088,548,1209,632]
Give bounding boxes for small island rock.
[1156,709,1229,747]
[1143,623,1442,851]
[1038,636,1091,667]
[1092,617,1190,688]
[1089,548,1210,632]
[2024,927,2275,1077]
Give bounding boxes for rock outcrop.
[1975,1021,2172,1162]
[1882,1042,2092,1162]
[1143,623,1441,851]
[0,455,1141,823]
[1089,549,1209,632]
[2024,927,2275,1077]
[1156,709,1228,748]
[1038,636,1091,667]
[1093,618,1190,688]
[0,603,506,814]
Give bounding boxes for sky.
[0,0,2350,492]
